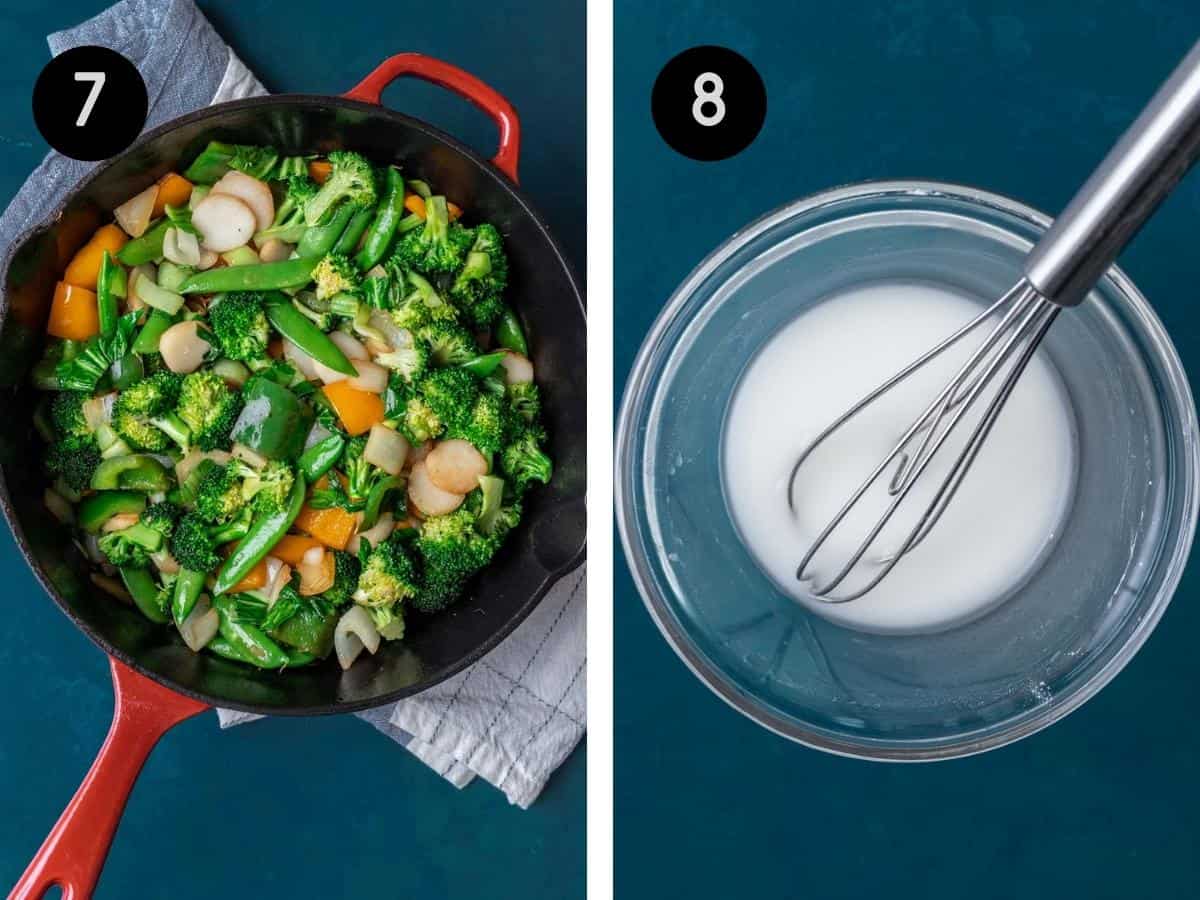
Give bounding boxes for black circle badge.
[33,45,148,161]
[651,46,766,162]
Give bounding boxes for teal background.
[616,2,1200,898]
[0,1,584,898]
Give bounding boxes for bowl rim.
[614,178,1200,760]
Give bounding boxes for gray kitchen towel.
[1,0,585,809]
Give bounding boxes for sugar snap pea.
[211,594,290,668]
[355,168,404,269]
[178,257,319,294]
[96,251,119,338]
[78,491,146,533]
[262,293,357,376]
[297,433,345,483]
[459,351,507,378]
[334,206,375,255]
[172,569,206,625]
[212,477,305,595]
[296,204,356,258]
[119,566,169,624]
[116,219,169,266]
[495,305,528,356]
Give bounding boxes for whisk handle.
[1026,38,1200,307]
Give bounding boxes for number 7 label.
[74,71,106,127]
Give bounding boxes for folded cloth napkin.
[0,0,586,809]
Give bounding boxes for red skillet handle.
[10,659,207,900]
[345,53,521,183]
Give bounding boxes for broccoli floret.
[447,391,505,453]
[46,434,100,493]
[450,224,508,327]
[419,367,479,432]
[98,519,165,568]
[209,292,269,361]
[341,436,387,507]
[239,460,295,515]
[256,175,318,243]
[374,334,430,383]
[413,508,495,612]
[420,321,479,367]
[176,370,242,451]
[506,382,541,424]
[292,295,335,332]
[170,512,220,572]
[313,252,362,302]
[194,462,245,523]
[320,551,361,607]
[393,196,474,275]
[389,270,457,331]
[352,536,418,607]
[50,391,91,437]
[141,501,181,541]
[403,396,442,443]
[303,151,376,226]
[501,427,553,493]
[112,372,189,452]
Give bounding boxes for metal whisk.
[790,38,1200,603]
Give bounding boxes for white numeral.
[74,71,106,127]
[692,72,726,127]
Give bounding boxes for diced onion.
[347,512,394,556]
[83,393,116,430]
[44,488,73,524]
[335,606,381,671]
[303,422,332,451]
[151,550,180,575]
[347,358,388,393]
[231,443,268,469]
[175,448,232,484]
[262,558,291,606]
[102,512,140,533]
[179,595,219,652]
[330,331,368,361]
[283,339,320,380]
[298,546,335,596]
[114,184,157,238]
[367,310,408,351]
[499,351,534,385]
[364,424,409,475]
[91,572,131,603]
[162,227,202,266]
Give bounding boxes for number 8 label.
[692,72,726,127]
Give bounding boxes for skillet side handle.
[344,52,522,183]
[10,659,207,900]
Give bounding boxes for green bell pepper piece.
[297,433,345,483]
[119,567,169,624]
[178,257,319,294]
[270,602,338,659]
[360,474,404,530]
[495,305,528,356]
[109,353,144,390]
[132,309,175,354]
[78,491,146,533]
[116,219,170,266]
[262,294,356,375]
[212,478,305,596]
[459,351,507,378]
[230,376,313,461]
[90,455,170,492]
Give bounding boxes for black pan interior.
[0,97,586,714]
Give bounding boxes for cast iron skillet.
[2,54,585,899]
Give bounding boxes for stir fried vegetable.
[33,140,553,672]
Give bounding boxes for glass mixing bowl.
[615,180,1200,760]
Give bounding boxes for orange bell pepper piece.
[447,201,463,220]
[47,281,100,341]
[63,224,128,290]
[404,193,426,218]
[309,160,333,184]
[151,172,193,218]
[222,544,270,592]
[322,381,384,436]
[268,534,323,566]
[294,501,357,551]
